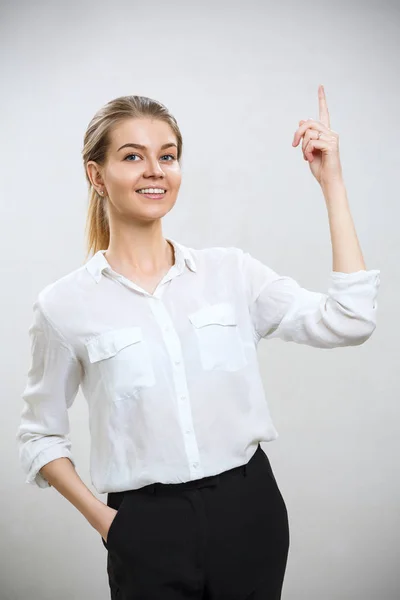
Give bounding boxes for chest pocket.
[188,302,248,371]
[84,327,156,402]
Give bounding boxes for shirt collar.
[85,237,197,284]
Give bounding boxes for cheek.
[105,166,125,188]
[108,163,139,185]
[171,177,181,190]
[168,166,182,188]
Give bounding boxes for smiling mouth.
[135,190,167,199]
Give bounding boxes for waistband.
[116,443,263,497]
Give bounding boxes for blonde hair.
[81,95,183,260]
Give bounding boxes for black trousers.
[101,444,290,599]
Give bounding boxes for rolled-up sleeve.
[241,251,381,348]
[16,298,82,488]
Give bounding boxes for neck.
[105,236,174,276]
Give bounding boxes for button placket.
[148,299,202,479]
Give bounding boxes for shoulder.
[34,263,90,339]
[37,264,87,306]
[192,244,245,270]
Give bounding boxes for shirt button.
[193,462,199,469]
[175,359,181,365]
[180,395,186,401]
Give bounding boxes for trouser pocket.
[102,492,127,551]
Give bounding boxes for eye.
[124,154,176,161]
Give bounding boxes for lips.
[136,188,167,193]
[135,190,167,199]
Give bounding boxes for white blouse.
[16,238,381,494]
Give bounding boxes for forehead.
[109,118,175,149]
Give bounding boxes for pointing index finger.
[318,85,330,128]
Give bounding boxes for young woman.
[16,88,380,599]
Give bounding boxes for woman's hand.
[292,85,344,188]
[97,505,118,544]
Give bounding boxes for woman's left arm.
[239,86,380,348]
[322,179,366,273]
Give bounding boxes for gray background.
[1,0,399,598]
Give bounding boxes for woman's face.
[90,117,181,222]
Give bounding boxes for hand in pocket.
[99,505,118,545]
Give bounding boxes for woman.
[16,88,380,599]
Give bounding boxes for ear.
[86,160,104,189]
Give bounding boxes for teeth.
[137,188,166,194]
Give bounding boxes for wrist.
[82,496,108,529]
[320,177,346,195]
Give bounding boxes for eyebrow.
[117,142,178,152]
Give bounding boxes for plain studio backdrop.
[1,1,398,598]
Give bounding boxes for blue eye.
[124,154,176,161]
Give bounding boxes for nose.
[143,157,165,178]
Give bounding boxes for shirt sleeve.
[240,250,381,348]
[16,298,82,488]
